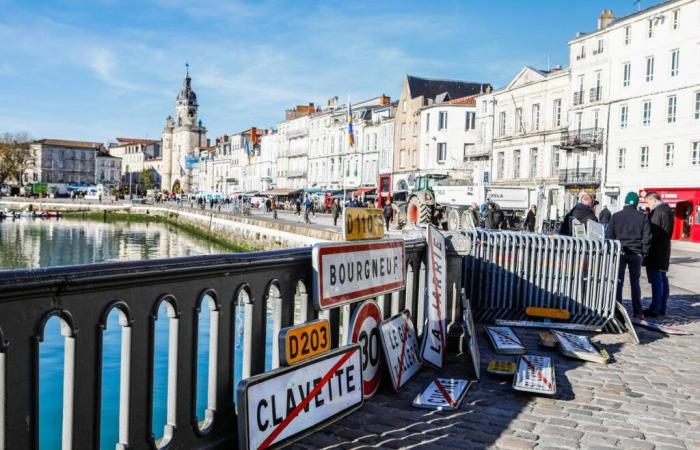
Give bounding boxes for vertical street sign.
[237,345,363,450]
[346,300,384,399]
[421,225,447,369]
[379,310,422,392]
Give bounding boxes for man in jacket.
[331,199,341,226]
[599,205,612,225]
[643,192,675,317]
[383,201,394,232]
[523,205,537,232]
[606,192,651,319]
[559,193,598,236]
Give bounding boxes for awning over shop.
[352,187,376,197]
[260,188,303,196]
[304,188,324,194]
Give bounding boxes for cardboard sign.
[237,345,363,450]
[572,218,586,239]
[421,225,447,369]
[379,310,422,392]
[344,208,385,241]
[461,295,480,380]
[513,355,556,395]
[346,300,383,398]
[278,320,331,366]
[412,378,471,411]
[615,302,639,344]
[313,240,406,311]
[486,326,525,355]
[551,330,608,363]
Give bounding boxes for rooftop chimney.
[598,9,615,30]
[380,95,391,105]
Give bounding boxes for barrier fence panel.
[463,230,624,331]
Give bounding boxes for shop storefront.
[640,187,700,243]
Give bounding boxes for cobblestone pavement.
[295,250,700,450]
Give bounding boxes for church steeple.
[175,64,198,127]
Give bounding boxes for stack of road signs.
[421,225,448,369]
[237,345,363,450]
[461,294,480,380]
[513,355,556,396]
[346,300,384,398]
[551,330,608,364]
[631,318,692,336]
[485,326,525,355]
[412,378,471,411]
[486,360,517,376]
[379,310,422,392]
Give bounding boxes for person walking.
[303,195,312,224]
[383,201,394,232]
[523,205,537,232]
[331,199,341,226]
[559,193,598,236]
[599,205,611,225]
[643,191,675,317]
[606,192,651,320]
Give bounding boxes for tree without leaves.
[0,132,34,186]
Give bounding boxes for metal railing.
[573,91,584,106]
[0,241,426,449]
[589,86,602,102]
[558,167,602,185]
[560,127,604,148]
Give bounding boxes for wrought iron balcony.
[590,86,602,102]
[573,91,584,106]
[561,127,604,149]
[287,170,307,178]
[558,167,602,186]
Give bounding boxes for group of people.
[560,191,674,320]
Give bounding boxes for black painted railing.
[0,241,426,449]
[560,127,604,148]
[558,167,602,185]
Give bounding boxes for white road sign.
[346,300,383,399]
[461,296,480,380]
[513,354,556,395]
[313,240,406,310]
[237,345,363,450]
[421,225,447,369]
[486,326,525,355]
[379,310,422,392]
[412,377,471,411]
[552,330,608,363]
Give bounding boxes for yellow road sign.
[344,208,385,241]
[278,319,331,366]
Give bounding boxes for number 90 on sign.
[279,319,331,366]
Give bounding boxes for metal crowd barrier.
[463,230,627,332]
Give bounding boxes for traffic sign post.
[344,208,385,241]
[421,225,447,369]
[237,345,363,450]
[379,310,422,392]
[346,300,383,399]
[412,378,471,411]
[312,240,406,311]
[278,320,331,366]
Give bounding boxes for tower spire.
[185,62,189,77]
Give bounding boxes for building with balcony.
[487,66,570,221]
[392,75,491,193]
[276,108,312,190]
[109,138,162,190]
[27,139,101,185]
[95,151,122,188]
[570,0,700,227]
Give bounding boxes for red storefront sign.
[640,187,700,243]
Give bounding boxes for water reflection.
[0,216,234,269]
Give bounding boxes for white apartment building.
[418,95,479,182]
[471,91,495,199]
[489,66,570,221]
[364,102,395,200]
[571,2,700,209]
[95,151,122,187]
[276,114,310,190]
[109,138,162,188]
[244,131,277,193]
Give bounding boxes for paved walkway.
[296,251,700,450]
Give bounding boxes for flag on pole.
[347,101,355,149]
[244,138,252,164]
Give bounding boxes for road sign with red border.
[421,225,447,369]
[237,345,363,450]
[412,377,471,411]
[312,240,406,310]
[346,300,383,399]
[378,310,421,392]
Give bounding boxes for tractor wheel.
[447,209,461,231]
[407,196,431,225]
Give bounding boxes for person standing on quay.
[383,200,394,232]
[559,193,598,236]
[643,191,675,317]
[599,205,611,227]
[523,205,537,232]
[303,194,312,224]
[331,199,341,227]
[606,192,651,319]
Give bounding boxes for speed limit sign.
[347,300,383,399]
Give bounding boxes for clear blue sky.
[0,0,661,143]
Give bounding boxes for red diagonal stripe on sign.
[490,328,523,347]
[257,348,358,450]
[433,378,457,409]
[395,317,410,389]
[520,356,553,391]
[429,228,447,356]
[557,331,591,353]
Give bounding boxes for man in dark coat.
[643,191,675,317]
[559,193,598,236]
[606,192,651,319]
[383,201,394,232]
[523,205,537,232]
[599,205,612,225]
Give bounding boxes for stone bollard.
[442,230,473,353]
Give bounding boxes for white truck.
[433,182,483,230]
